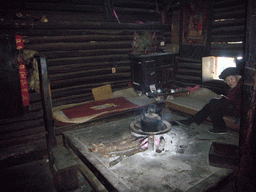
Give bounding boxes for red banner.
[18,60,30,106]
[15,35,24,49]
[15,35,29,106]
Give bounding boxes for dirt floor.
[1,159,93,192]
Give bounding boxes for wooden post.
[236,0,256,191]
[36,55,57,155]
[37,55,79,191]
[51,146,79,191]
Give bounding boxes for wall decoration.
[132,31,157,54]
[182,0,209,45]
[169,10,180,53]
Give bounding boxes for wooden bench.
[165,87,240,130]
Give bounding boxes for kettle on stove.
[140,104,163,132]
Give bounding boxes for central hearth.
[129,118,171,136]
[63,110,238,192]
[129,104,172,152]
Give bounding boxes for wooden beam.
[236,0,256,190]
[36,55,57,152]
[50,72,131,89]
[25,41,132,52]
[25,2,104,12]
[0,20,170,30]
[43,48,132,59]
[47,54,129,66]
[24,34,133,44]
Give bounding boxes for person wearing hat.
[178,67,243,134]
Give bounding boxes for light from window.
[227,41,243,44]
[216,57,236,79]
[202,56,238,82]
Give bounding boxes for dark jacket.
[221,79,243,118]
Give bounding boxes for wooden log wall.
[175,0,247,94]
[0,0,170,166]
[174,57,202,86]
[26,23,170,106]
[174,56,230,94]
[210,0,247,57]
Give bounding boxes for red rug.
[61,97,139,119]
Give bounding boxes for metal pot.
[141,104,162,132]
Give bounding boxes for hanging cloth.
[15,35,30,106]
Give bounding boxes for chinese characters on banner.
[15,35,30,106]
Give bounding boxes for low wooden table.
[63,113,236,192]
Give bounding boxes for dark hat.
[219,67,239,80]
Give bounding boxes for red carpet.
[61,97,139,119]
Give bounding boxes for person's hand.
[215,94,223,99]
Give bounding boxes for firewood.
[109,147,148,167]
[88,135,147,158]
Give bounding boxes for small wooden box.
[209,142,239,169]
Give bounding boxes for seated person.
[178,67,243,134]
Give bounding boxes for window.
[202,56,240,82]
[216,57,236,79]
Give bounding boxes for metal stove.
[129,104,171,152]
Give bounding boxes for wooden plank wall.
[175,0,246,94]
[0,0,170,166]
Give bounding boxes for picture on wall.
[182,0,209,45]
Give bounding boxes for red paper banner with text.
[16,35,29,106]
[18,60,30,106]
